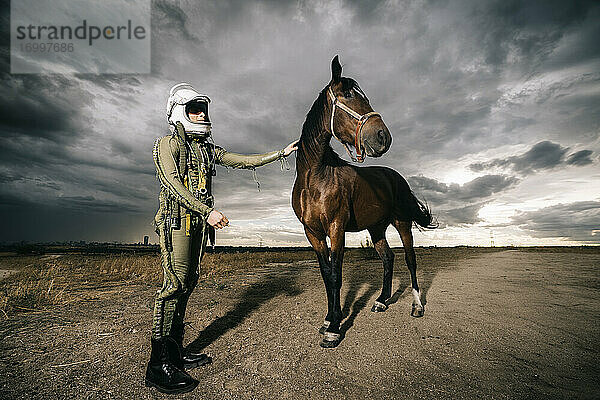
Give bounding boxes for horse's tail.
[405,191,437,229]
[392,170,438,229]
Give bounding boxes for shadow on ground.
[385,249,444,308]
[188,272,303,352]
[337,248,491,340]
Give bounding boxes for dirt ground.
[0,247,598,399]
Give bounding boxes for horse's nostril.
[377,130,385,144]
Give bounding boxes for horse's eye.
[343,91,352,99]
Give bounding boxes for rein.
[327,86,381,163]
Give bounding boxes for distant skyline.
[1,0,599,246]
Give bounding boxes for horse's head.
[327,55,391,161]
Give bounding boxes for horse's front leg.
[303,228,334,335]
[320,223,345,348]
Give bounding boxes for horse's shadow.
[338,249,438,337]
[339,261,379,335]
[188,271,303,352]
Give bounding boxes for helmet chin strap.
[171,121,211,140]
[173,122,211,144]
[187,131,211,141]
[327,86,381,163]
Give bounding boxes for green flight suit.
[151,125,285,340]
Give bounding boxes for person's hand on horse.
[207,210,229,229]
[283,140,299,157]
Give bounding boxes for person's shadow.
[188,269,303,352]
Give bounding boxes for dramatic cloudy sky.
[1,0,599,246]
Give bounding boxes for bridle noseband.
[327,86,381,163]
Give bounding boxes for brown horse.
[292,56,436,348]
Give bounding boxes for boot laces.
[163,362,176,377]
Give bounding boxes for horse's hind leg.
[369,226,394,313]
[393,220,424,317]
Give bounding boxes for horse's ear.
[331,55,342,83]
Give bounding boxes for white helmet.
[166,83,212,138]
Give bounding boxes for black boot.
[171,327,212,370]
[181,347,212,370]
[145,337,199,394]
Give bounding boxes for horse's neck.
[297,90,343,173]
[296,129,332,173]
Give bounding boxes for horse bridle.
[327,86,381,163]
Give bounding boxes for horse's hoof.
[411,305,424,318]
[319,332,341,348]
[371,301,388,313]
[318,321,330,335]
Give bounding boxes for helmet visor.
[185,100,209,122]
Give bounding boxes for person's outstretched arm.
[214,140,299,169]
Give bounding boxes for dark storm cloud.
[407,174,519,225]
[0,171,149,212]
[345,0,389,24]
[0,1,144,229]
[511,141,569,172]
[408,176,449,197]
[0,171,19,184]
[483,1,597,70]
[0,135,155,178]
[512,201,600,243]
[0,2,91,141]
[0,79,88,142]
[0,172,61,191]
[77,75,143,96]
[0,29,90,143]
[443,203,487,226]
[154,0,199,42]
[457,175,520,201]
[55,195,142,213]
[370,0,600,162]
[408,174,519,205]
[110,137,135,156]
[150,0,297,75]
[469,141,594,175]
[179,0,296,33]
[566,150,594,166]
[0,191,33,207]
[425,0,598,77]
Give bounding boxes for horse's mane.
[297,87,348,169]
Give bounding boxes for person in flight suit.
[146,83,298,394]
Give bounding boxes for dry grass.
[0,250,317,318]
[0,246,515,318]
[200,250,315,276]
